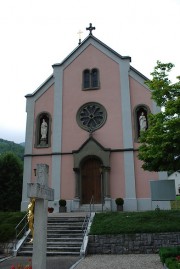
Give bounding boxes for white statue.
[41,119,48,139]
[139,112,147,131]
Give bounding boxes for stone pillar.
[104,167,111,198]
[27,164,54,269]
[73,168,80,198]
[73,168,80,211]
[103,166,111,211]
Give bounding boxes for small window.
[91,68,99,88]
[83,69,90,89]
[82,68,100,90]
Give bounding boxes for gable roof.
[52,34,131,67]
[26,33,149,98]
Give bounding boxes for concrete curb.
[70,257,84,269]
[0,255,13,263]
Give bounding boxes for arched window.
[134,105,150,142]
[35,112,51,147]
[83,69,90,89]
[82,68,100,90]
[91,68,99,88]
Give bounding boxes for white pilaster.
[52,66,63,202]
[119,60,137,209]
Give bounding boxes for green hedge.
[159,247,180,264]
[165,257,180,269]
[0,212,26,242]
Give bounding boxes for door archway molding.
[73,136,111,206]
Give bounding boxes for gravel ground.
[74,254,164,269]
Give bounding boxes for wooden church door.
[81,157,102,204]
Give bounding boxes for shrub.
[159,247,180,264]
[0,212,26,242]
[115,198,124,205]
[59,199,66,207]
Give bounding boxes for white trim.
[51,66,63,201]
[118,60,136,204]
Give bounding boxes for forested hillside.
[0,138,24,160]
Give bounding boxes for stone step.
[17,215,86,257]
[46,234,82,238]
[23,242,81,249]
[18,250,80,256]
[47,246,80,251]
[47,225,83,228]
[48,217,85,222]
[21,245,80,252]
[72,204,102,212]
[47,237,82,242]
[47,230,82,234]
[20,243,81,249]
[47,221,84,224]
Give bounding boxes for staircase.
[17,213,87,256]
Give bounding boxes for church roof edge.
[130,66,150,81]
[25,74,54,98]
[52,34,131,68]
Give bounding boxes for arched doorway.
[81,157,102,204]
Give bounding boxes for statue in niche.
[39,118,48,146]
[139,112,147,131]
[41,119,48,139]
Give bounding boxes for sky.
[0,0,180,144]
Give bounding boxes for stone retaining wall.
[88,233,180,254]
[0,241,14,255]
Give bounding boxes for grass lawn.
[90,210,180,235]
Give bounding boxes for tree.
[0,138,24,160]
[138,61,180,172]
[0,152,23,211]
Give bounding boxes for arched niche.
[134,105,151,141]
[34,112,52,147]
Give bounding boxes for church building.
[21,24,168,212]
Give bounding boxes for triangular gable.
[73,135,111,168]
[53,34,131,68]
[52,34,149,83]
[73,135,110,153]
[26,33,150,98]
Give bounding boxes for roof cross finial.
[77,30,83,45]
[86,23,95,35]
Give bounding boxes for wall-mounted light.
[34,169,37,176]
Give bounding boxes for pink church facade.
[21,29,168,212]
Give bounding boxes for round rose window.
[76,102,107,132]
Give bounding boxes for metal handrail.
[80,195,95,256]
[14,212,29,249]
[82,195,94,237]
[89,195,94,216]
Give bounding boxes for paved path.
[0,256,80,269]
[0,254,164,269]
[74,254,164,269]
